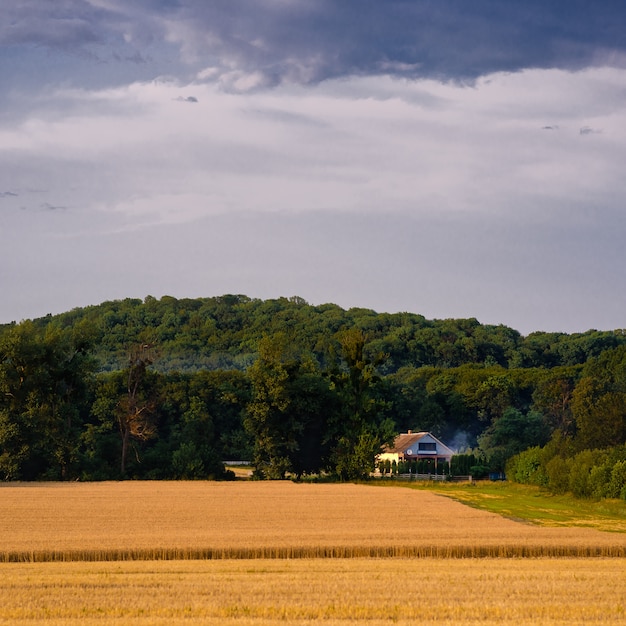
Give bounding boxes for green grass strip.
[373,480,626,533]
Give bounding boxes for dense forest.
[1,295,625,498]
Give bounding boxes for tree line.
[506,345,626,498]
[6,294,623,373]
[1,295,625,496]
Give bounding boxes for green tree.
[0,321,95,480]
[478,407,550,471]
[505,446,547,486]
[188,370,252,462]
[473,375,516,423]
[531,368,579,435]
[170,396,225,479]
[328,329,393,480]
[245,334,331,479]
[571,356,626,452]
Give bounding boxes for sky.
[1,1,626,335]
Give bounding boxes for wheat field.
[0,558,625,625]
[1,481,625,624]
[1,481,625,561]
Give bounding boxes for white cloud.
[2,65,626,332]
[2,67,626,229]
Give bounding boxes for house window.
[418,442,437,451]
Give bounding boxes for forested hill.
[1,294,626,485]
[3,295,624,373]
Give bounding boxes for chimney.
[407,429,412,435]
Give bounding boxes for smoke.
[448,430,472,454]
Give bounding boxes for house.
[377,431,454,473]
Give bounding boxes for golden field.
[1,481,625,560]
[0,558,625,625]
[1,481,626,624]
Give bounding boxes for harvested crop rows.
[1,481,625,561]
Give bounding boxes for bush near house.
[507,443,626,500]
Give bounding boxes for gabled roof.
[385,431,429,454]
[383,431,454,456]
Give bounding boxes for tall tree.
[245,334,332,479]
[478,407,550,471]
[329,329,393,481]
[0,321,95,479]
[472,375,515,423]
[117,344,158,475]
[532,368,579,435]
[571,346,626,451]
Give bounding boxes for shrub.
[589,457,613,499]
[469,465,489,479]
[451,454,477,476]
[545,456,570,494]
[506,446,547,487]
[608,460,626,500]
[568,450,596,498]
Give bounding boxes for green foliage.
[171,441,206,479]
[505,446,547,486]
[567,449,597,498]
[473,375,516,422]
[544,455,571,494]
[478,407,550,471]
[0,321,95,480]
[2,296,626,483]
[244,334,334,479]
[469,464,490,479]
[450,453,478,476]
[608,460,626,499]
[571,350,626,451]
[531,368,578,435]
[327,329,394,481]
[8,295,624,375]
[334,428,384,481]
[508,432,626,501]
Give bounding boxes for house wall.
[376,432,455,473]
[404,435,452,462]
[377,452,401,465]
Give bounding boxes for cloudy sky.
[1,1,626,335]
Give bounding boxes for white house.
[377,431,454,472]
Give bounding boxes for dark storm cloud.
[2,0,625,87]
[0,0,172,72]
[0,1,110,49]
[155,0,626,83]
